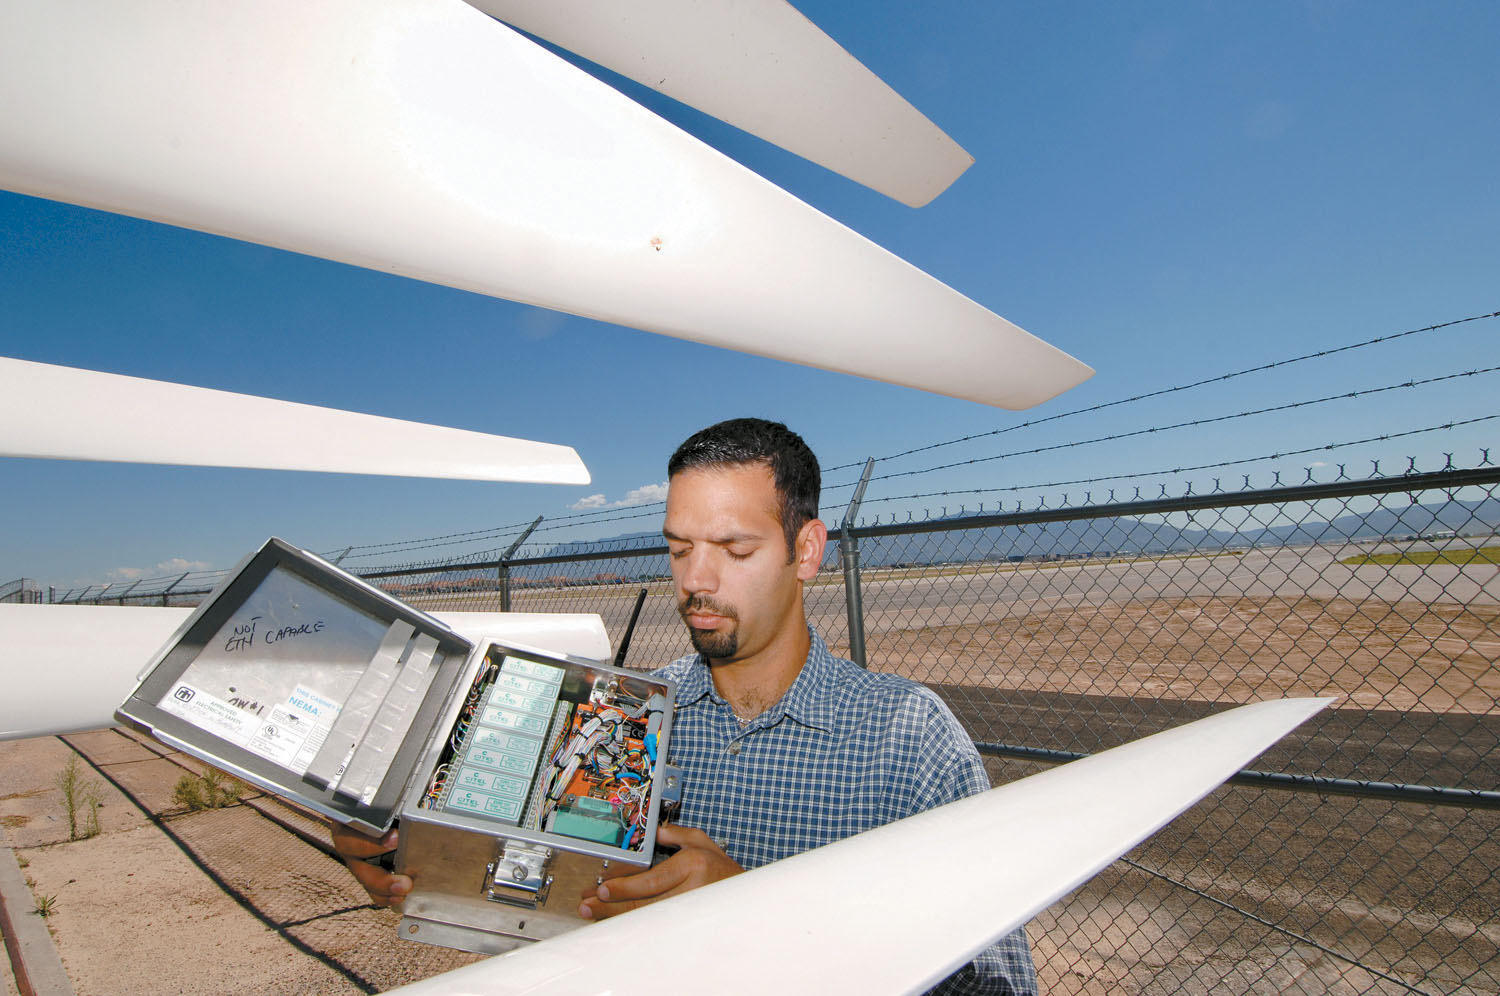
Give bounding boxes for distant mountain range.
[506,498,1500,580]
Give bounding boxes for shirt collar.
[772,628,841,733]
[672,627,841,734]
[671,652,716,706]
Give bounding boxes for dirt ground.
[851,595,1500,716]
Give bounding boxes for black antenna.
[613,588,650,668]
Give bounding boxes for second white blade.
[470,0,974,207]
[0,357,589,484]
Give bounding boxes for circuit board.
[418,649,665,854]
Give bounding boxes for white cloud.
[618,482,669,506]
[156,557,212,574]
[569,481,669,511]
[104,556,212,583]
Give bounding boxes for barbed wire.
[334,361,1500,558]
[822,309,1500,476]
[855,414,1500,515]
[55,426,1496,595]
[325,520,539,562]
[852,364,1500,487]
[310,310,1499,560]
[325,494,674,563]
[54,310,1499,589]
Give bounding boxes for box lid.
[116,537,475,833]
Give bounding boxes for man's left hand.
[578,823,742,920]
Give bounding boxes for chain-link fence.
[0,577,42,603]
[45,458,1500,992]
[832,465,1499,995]
[349,462,1497,994]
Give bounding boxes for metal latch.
[485,839,554,909]
[659,763,684,818]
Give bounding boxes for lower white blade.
[385,697,1331,996]
[0,357,589,484]
[470,0,973,207]
[0,604,611,741]
[0,0,1091,410]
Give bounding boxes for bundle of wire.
[539,704,657,842]
[418,662,494,809]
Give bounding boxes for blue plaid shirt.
[654,628,1038,996]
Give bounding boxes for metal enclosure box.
[116,538,678,954]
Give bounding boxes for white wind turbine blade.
[0,0,1091,410]
[468,0,973,207]
[0,604,611,740]
[383,697,1330,996]
[0,357,588,484]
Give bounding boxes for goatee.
[688,627,738,660]
[679,595,738,661]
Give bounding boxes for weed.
[55,755,104,841]
[171,773,205,810]
[173,768,245,811]
[203,768,245,806]
[33,893,58,918]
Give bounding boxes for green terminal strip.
[438,656,563,824]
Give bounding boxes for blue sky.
[3,1,1497,588]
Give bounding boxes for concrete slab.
[55,730,155,767]
[22,824,358,996]
[285,908,484,993]
[166,806,367,925]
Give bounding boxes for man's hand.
[578,823,742,920]
[330,823,410,907]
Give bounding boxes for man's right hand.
[330,823,411,907]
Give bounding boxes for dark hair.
[668,418,820,557]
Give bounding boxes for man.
[335,418,1037,994]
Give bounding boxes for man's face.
[663,463,808,664]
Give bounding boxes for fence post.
[160,571,189,607]
[117,579,141,606]
[499,516,543,612]
[331,546,353,566]
[839,459,875,668]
